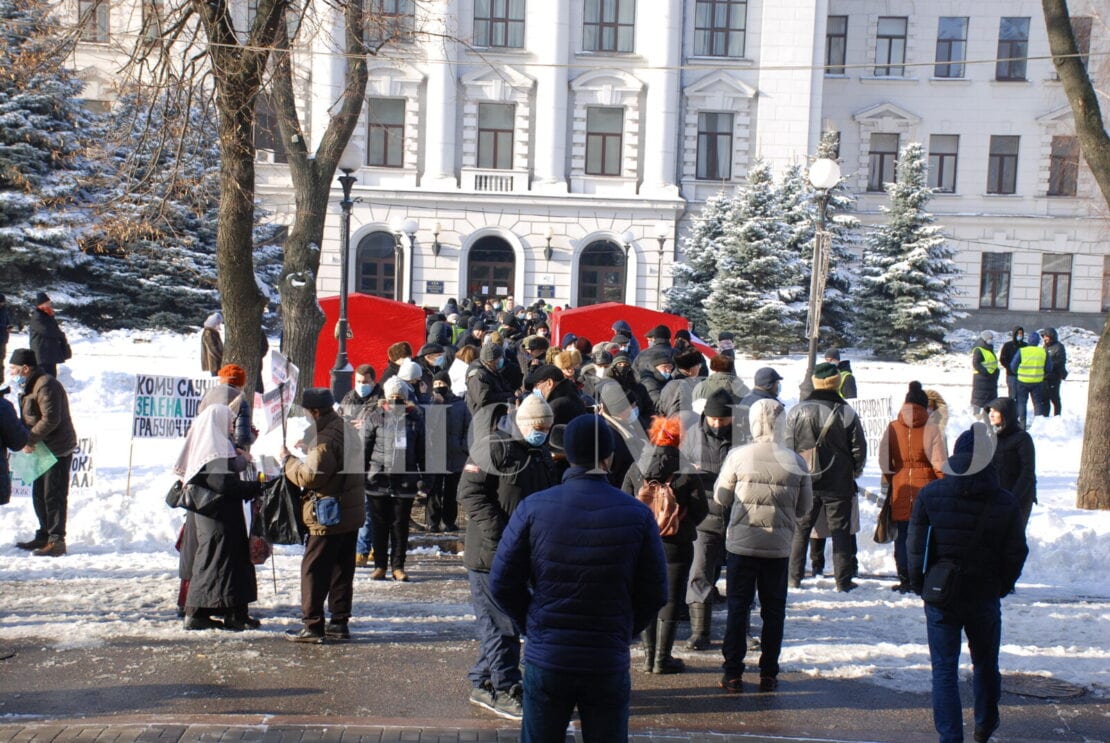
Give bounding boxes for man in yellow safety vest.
[1008,331,1052,430]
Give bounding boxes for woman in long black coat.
[172,404,261,631]
[28,294,69,377]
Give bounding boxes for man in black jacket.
[784,363,866,591]
[28,293,70,378]
[998,327,1025,402]
[465,343,515,430]
[1040,328,1068,416]
[986,397,1037,527]
[908,423,1028,743]
[458,394,557,720]
[528,364,587,426]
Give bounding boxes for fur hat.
[563,414,614,467]
[301,387,335,410]
[516,394,554,432]
[479,343,503,365]
[524,336,550,352]
[905,380,929,408]
[217,364,247,388]
[9,348,36,367]
[812,362,840,391]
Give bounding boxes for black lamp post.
[621,229,635,304]
[654,221,669,309]
[330,163,358,402]
[799,158,841,398]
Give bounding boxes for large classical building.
[68,0,1109,329]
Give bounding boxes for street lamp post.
[654,221,669,309]
[800,158,841,398]
[394,218,418,303]
[330,144,363,402]
[620,229,636,304]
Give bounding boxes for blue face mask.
[434,356,447,368]
[524,430,548,446]
[355,383,373,398]
[630,406,640,420]
[496,357,505,370]
[658,371,671,380]
[8,375,24,389]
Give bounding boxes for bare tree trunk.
[1042,0,1110,510]
[271,0,369,398]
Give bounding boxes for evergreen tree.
[0,0,99,310]
[855,142,961,361]
[705,160,801,355]
[665,191,731,338]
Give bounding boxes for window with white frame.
[478,103,515,170]
[874,17,907,76]
[583,0,634,53]
[78,0,109,42]
[934,17,968,78]
[367,98,405,168]
[585,107,624,176]
[696,113,733,181]
[987,135,1019,194]
[868,133,899,191]
[928,134,959,193]
[474,0,525,48]
[693,0,747,58]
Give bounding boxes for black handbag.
[259,476,307,545]
[165,480,224,517]
[873,488,894,545]
[922,494,993,607]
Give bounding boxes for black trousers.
[299,531,357,631]
[369,495,414,570]
[1044,379,1063,416]
[790,495,854,588]
[426,472,460,529]
[33,453,73,540]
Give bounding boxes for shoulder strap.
[815,404,840,447]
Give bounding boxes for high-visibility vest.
[838,371,852,394]
[1016,346,1047,384]
[974,347,998,375]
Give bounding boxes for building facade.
[67,0,1110,330]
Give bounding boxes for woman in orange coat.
[879,382,947,593]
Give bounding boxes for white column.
[756,0,822,170]
[309,6,348,152]
[422,0,459,189]
[531,0,570,193]
[640,0,682,197]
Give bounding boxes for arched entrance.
[577,240,627,306]
[356,231,398,300]
[467,236,516,301]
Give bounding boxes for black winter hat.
[417,343,444,357]
[525,364,564,386]
[646,324,671,340]
[524,336,550,352]
[301,387,335,410]
[34,292,50,306]
[9,349,36,367]
[479,343,503,364]
[905,381,929,408]
[704,390,736,417]
[432,371,452,387]
[563,414,614,468]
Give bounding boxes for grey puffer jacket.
[715,399,813,559]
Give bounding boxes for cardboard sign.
[851,397,894,463]
[132,375,218,438]
[70,436,95,493]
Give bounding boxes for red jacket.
[879,403,947,521]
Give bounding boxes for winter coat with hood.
[999,327,1025,378]
[200,326,223,373]
[458,429,558,572]
[714,399,813,559]
[621,444,708,562]
[611,320,641,362]
[783,389,866,499]
[362,400,426,497]
[29,307,69,367]
[465,359,515,418]
[907,427,1028,597]
[986,397,1037,520]
[0,390,29,505]
[426,388,471,473]
[879,403,947,522]
[283,409,365,536]
[1042,328,1068,383]
[19,367,77,457]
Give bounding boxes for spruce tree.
[855,142,960,361]
[665,191,732,338]
[705,160,801,356]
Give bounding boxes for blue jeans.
[924,595,1002,743]
[722,552,788,680]
[522,663,630,743]
[467,570,521,691]
[1014,382,1045,429]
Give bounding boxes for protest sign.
[131,375,217,438]
[851,397,894,463]
[70,436,96,493]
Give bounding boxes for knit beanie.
[563,414,615,468]
[398,360,422,382]
[301,387,335,410]
[979,330,994,344]
[479,343,503,365]
[905,381,929,408]
[9,349,36,367]
[703,389,736,417]
[516,395,554,433]
[383,376,408,400]
[812,362,840,391]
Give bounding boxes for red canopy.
[549,303,713,356]
[314,293,428,387]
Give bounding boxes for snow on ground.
[0,325,1107,696]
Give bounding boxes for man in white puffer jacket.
[713,398,812,694]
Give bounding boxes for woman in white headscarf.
[173,404,262,631]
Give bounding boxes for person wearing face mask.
[515,335,549,385]
[637,357,674,416]
[681,389,737,652]
[465,343,516,430]
[580,349,613,400]
[424,371,471,533]
[339,364,379,567]
[998,327,1026,402]
[458,393,557,720]
[608,353,652,432]
[656,349,708,420]
[611,319,640,362]
[416,343,447,390]
[633,325,674,377]
[362,377,426,582]
[986,397,1037,527]
[734,367,782,445]
[527,364,587,427]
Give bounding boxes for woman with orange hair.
[621,416,707,674]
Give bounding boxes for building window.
[979,253,1011,309]
[996,17,1030,81]
[1040,254,1072,311]
[585,107,623,176]
[826,16,847,74]
[934,17,968,78]
[254,94,288,164]
[357,232,398,300]
[867,133,899,192]
[874,17,907,76]
[693,0,747,58]
[583,0,634,53]
[928,135,959,193]
[368,0,415,44]
[474,0,525,48]
[696,112,733,181]
[477,103,514,170]
[1048,136,1080,196]
[987,135,1019,194]
[1102,256,1110,312]
[141,0,163,40]
[467,237,515,301]
[78,0,110,42]
[367,98,405,168]
[578,241,627,306]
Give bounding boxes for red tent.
[313,293,428,387]
[549,302,714,356]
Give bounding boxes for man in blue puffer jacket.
[490,414,666,743]
[908,423,1028,743]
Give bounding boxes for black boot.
[686,602,711,650]
[653,619,685,674]
[639,621,656,673]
